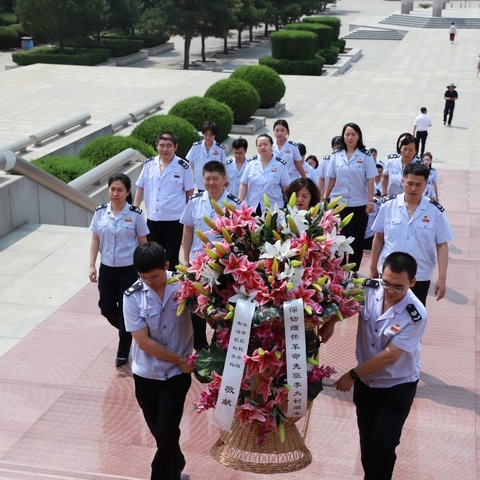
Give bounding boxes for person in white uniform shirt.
[180,161,241,351]
[412,107,432,157]
[297,142,321,186]
[332,252,427,480]
[324,123,377,275]
[370,162,454,306]
[272,119,306,180]
[421,152,439,201]
[239,133,291,214]
[318,136,342,199]
[225,138,248,197]
[134,131,194,269]
[186,121,227,191]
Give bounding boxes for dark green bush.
[141,33,170,48]
[270,30,317,61]
[0,26,18,49]
[204,78,261,125]
[9,23,27,39]
[169,96,233,143]
[0,13,17,27]
[32,156,92,183]
[230,65,286,109]
[305,16,341,40]
[79,136,156,166]
[12,47,111,66]
[259,55,325,76]
[319,46,340,65]
[67,38,143,57]
[285,23,332,50]
[332,38,346,54]
[131,114,200,158]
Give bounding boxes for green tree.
[233,0,263,48]
[15,0,107,51]
[106,0,142,35]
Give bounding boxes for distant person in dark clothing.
[443,83,458,126]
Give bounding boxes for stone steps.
[380,13,480,28]
[343,27,407,41]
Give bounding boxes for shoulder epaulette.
[413,155,421,163]
[130,205,142,214]
[193,140,201,146]
[275,156,286,165]
[406,303,422,323]
[323,154,331,160]
[125,280,142,296]
[95,203,108,211]
[384,194,397,202]
[248,155,257,162]
[387,153,400,159]
[215,142,225,149]
[287,140,298,147]
[145,156,155,163]
[363,278,379,289]
[361,148,372,156]
[178,158,189,169]
[189,191,203,200]
[225,158,234,165]
[430,199,445,212]
[227,193,241,204]
[373,197,382,207]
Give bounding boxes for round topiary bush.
[0,26,18,49]
[230,65,286,109]
[131,114,200,158]
[319,46,340,65]
[169,96,233,143]
[331,38,346,54]
[32,155,92,183]
[79,135,157,166]
[204,78,261,125]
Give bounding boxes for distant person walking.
[477,54,480,77]
[412,107,432,156]
[443,83,458,126]
[449,22,457,44]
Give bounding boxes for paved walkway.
[1,0,480,478]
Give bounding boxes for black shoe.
[115,357,128,367]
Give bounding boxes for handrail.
[68,148,146,191]
[29,112,91,146]
[2,136,32,153]
[0,150,96,212]
[129,98,164,121]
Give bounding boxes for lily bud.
[213,242,227,256]
[339,212,355,229]
[310,202,321,217]
[275,351,282,360]
[307,357,319,366]
[211,199,224,216]
[326,195,342,210]
[176,302,186,316]
[272,230,282,241]
[263,193,271,208]
[305,304,313,315]
[203,216,217,230]
[278,422,286,443]
[264,210,272,228]
[192,281,209,296]
[342,263,357,271]
[290,260,302,267]
[166,274,181,284]
[204,248,219,260]
[272,258,279,275]
[175,264,189,274]
[250,231,259,247]
[195,229,210,244]
[316,275,328,286]
[221,227,232,242]
[288,191,297,208]
[224,310,234,320]
[298,243,308,259]
[286,282,294,290]
[333,202,347,215]
[209,262,224,273]
[287,216,299,234]
[257,347,265,356]
[224,201,237,212]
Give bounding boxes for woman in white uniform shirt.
[324,123,377,275]
[239,133,291,214]
[272,119,306,180]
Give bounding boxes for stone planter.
[254,102,286,118]
[146,42,174,56]
[230,117,266,135]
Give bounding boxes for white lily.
[259,238,298,261]
[327,227,354,256]
[277,263,305,288]
[200,264,221,286]
[280,206,310,234]
[228,284,259,304]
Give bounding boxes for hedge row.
[12,47,111,66]
[284,23,332,50]
[259,55,325,76]
[0,26,17,49]
[67,38,143,57]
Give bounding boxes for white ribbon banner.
[213,297,256,431]
[283,299,308,418]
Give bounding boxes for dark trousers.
[353,379,418,480]
[98,264,137,358]
[415,130,428,156]
[411,280,430,307]
[147,219,184,269]
[443,104,455,125]
[134,373,192,480]
[191,312,208,352]
[339,205,368,272]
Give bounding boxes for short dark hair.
[297,142,306,156]
[403,162,429,180]
[256,133,273,146]
[156,131,178,146]
[284,178,320,208]
[133,242,167,274]
[339,123,366,150]
[331,136,342,149]
[273,119,290,134]
[420,107,427,114]
[306,154,319,168]
[232,138,248,150]
[203,160,226,176]
[369,147,377,155]
[398,133,417,152]
[201,121,218,135]
[382,251,417,281]
[108,173,132,204]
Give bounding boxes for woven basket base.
[210,418,312,474]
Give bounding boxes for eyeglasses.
[139,274,162,284]
[380,280,407,294]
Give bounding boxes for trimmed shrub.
[259,55,325,76]
[285,23,332,50]
[230,65,286,109]
[32,156,92,183]
[0,13,17,27]
[305,16,341,40]
[67,38,143,57]
[131,114,200,158]
[169,96,233,143]
[332,38,346,54]
[79,136,156,167]
[141,33,170,48]
[0,26,18,49]
[9,23,27,39]
[270,30,317,61]
[12,47,111,66]
[204,78,260,125]
[319,46,340,65]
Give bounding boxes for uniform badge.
[390,323,401,334]
[422,216,430,223]
[286,149,291,154]
[174,172,180,178]
[125,217,132,222]
[272,167,278,173]
[357,159,363,164]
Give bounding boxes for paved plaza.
[0,0,480,478]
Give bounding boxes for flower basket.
[171,194,364,472]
